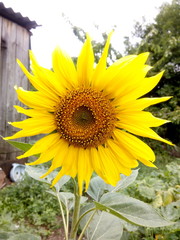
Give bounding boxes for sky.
[2,0,172,67]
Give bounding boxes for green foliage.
[79,150,179,240]
[95,193,173,227]
[126,161,180,203]
[87,169,139,201]
[0,175,60,237]
[125,0,180,77]
[6,141,33,152]
[124,0,180,144]
[79,170,174,239]
[80,207,124,240]
[22,164,175,239]
[9,234,41,240]
[122,158,180,240]
[72,26,122,64]
[0,155,179,239]
[25,166,70,191]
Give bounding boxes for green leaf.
[80,209,123,240]
[25,166,71,191]
[58,192,75,210]
[0,231,14,240]
[9,233,41,240]
[110,169,139,192]
[161,199,180,222]
[6,140,33,152]
[47,191,87,210]
[87,176,107,201]
[87,170,139,201]
[95,192,174,227]
[138,186,156,200]
[25,166,52,184]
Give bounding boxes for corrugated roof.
[0,2,39,30]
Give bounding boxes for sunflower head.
[55,87,115,148]
[4,32,173,194]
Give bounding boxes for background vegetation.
[0,0,179,239]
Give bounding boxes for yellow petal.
[138,158,157,168]
[117,96,172,111]
[14,106,51,118]
[51,145,79,186]
[92,31,113,86]
[77,34,94,87]
[78,148,93,194]
[29,51,66,96]
[17,133,60,159]
[50,139,69,169]
[90,147,107,182]
[17,59,61,101]
[94,55,138,91]
[40,139,69,178]
[27,138,63,165]
[107,139,139,168]
[105,53,151,100]
[97,145,120,186]
[62,145,78,169]
[10,115,55,129]
[114,129,155,162]
[117,111,170,127]
[118,122,173,145]
[4,122,56,140]
[51,168,66,187]
[52,47,77,89]
[103,145,132,176]
[119,71,164,104]
[15,87,58,111]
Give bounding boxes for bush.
[0,175,61,237]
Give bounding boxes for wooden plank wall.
[0,16,30,162]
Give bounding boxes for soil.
[45,228,65,240]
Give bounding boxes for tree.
[124,0,180,144]
[72,26,122,65]
[125,0,180,78]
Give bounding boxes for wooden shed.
[0,2,38,173]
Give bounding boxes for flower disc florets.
[55,88,116,148]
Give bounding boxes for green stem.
[78,210,97,240]
[73,207,96,235]
[66,208,69,238]
[69,179,81,239]
[56,192,69,240]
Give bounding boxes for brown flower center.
[55,88,115,148]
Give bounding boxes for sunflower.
[4,32,173,194]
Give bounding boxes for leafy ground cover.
[0,145,179,240]
[0,176,62,239]
[123,143,180,240]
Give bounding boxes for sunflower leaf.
[87,176,107,201]
[80,207,123,240]
[95,192,174,227]
[87,170,139,201]
[6,140,33,152]
[58,192,88,210]
[109,169,139,192]
[25,166,53,184]
[25,166,71,191]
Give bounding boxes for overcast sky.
[2,0,172,67]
